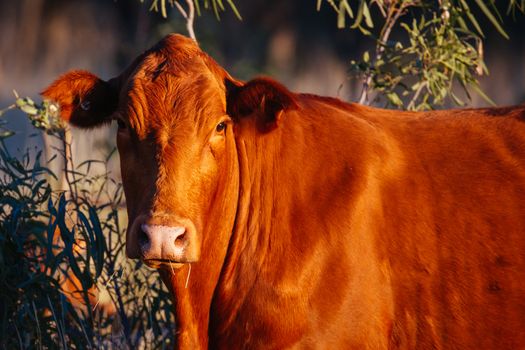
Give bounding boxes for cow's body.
[211,99,525,349]
[43,34,525,349]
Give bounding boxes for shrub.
[0,98,175,349]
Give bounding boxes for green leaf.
[357,26,372,36]
[160,0,168,18]
[363,51,370,63]
[211,0,220,19]
[474,0,509,39]
[450,91,466,106]
[351,0,365,29]
[458,0,484,37]
[488,1,504,23]
[337,1,346,28]
[341,0,353,18]
[466,11,484,37]
[0,130,14,139]
[362,1,374,28]
[386,92,403,107]
[226,0,242,20]
[194,0,201,16]
[20,105,38,116]
[470,82,496,106]
[88,206,106,279]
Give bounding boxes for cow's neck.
[209,107,382,346]
[160,143,240,349]
[160,257,227,349]
[161,233,235,348]
[209,120,300,342]
[160,268,207,348]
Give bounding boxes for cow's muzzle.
[133,221,200,268]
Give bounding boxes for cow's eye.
[216,121,227,133]
[116,118,126,130]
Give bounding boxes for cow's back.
[363,106,525,349]
[213,95,525,349]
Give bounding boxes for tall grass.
[0,98,175,349]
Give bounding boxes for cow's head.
[42,34,297,270]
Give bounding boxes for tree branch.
[358,1,412,105]
[406,81,428,110]
[174,0,197,41]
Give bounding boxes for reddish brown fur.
[43,34,525,349]
[42,70,118,128]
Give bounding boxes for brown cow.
[42,34,525,349]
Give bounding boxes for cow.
[42,34,525,349]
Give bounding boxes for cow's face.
[115,58,239,268]
[42,34,296,269]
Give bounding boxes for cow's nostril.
[174,233,186,250]
[138,227,149,247]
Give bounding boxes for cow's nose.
[139,224,187,261]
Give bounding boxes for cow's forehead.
[120,44,227,137]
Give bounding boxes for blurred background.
[1,0,525,176]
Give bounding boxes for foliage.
[0,92,64,138]
[0,140,62,349]
[319,0,525,110]
[143,0,241,19]
[0,101,175,349]
[140,0,241,40]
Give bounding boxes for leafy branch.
[319,0,525,110]
[143,0,242,41]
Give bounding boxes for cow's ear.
[226,77,298,132]
[41,70,118,128]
